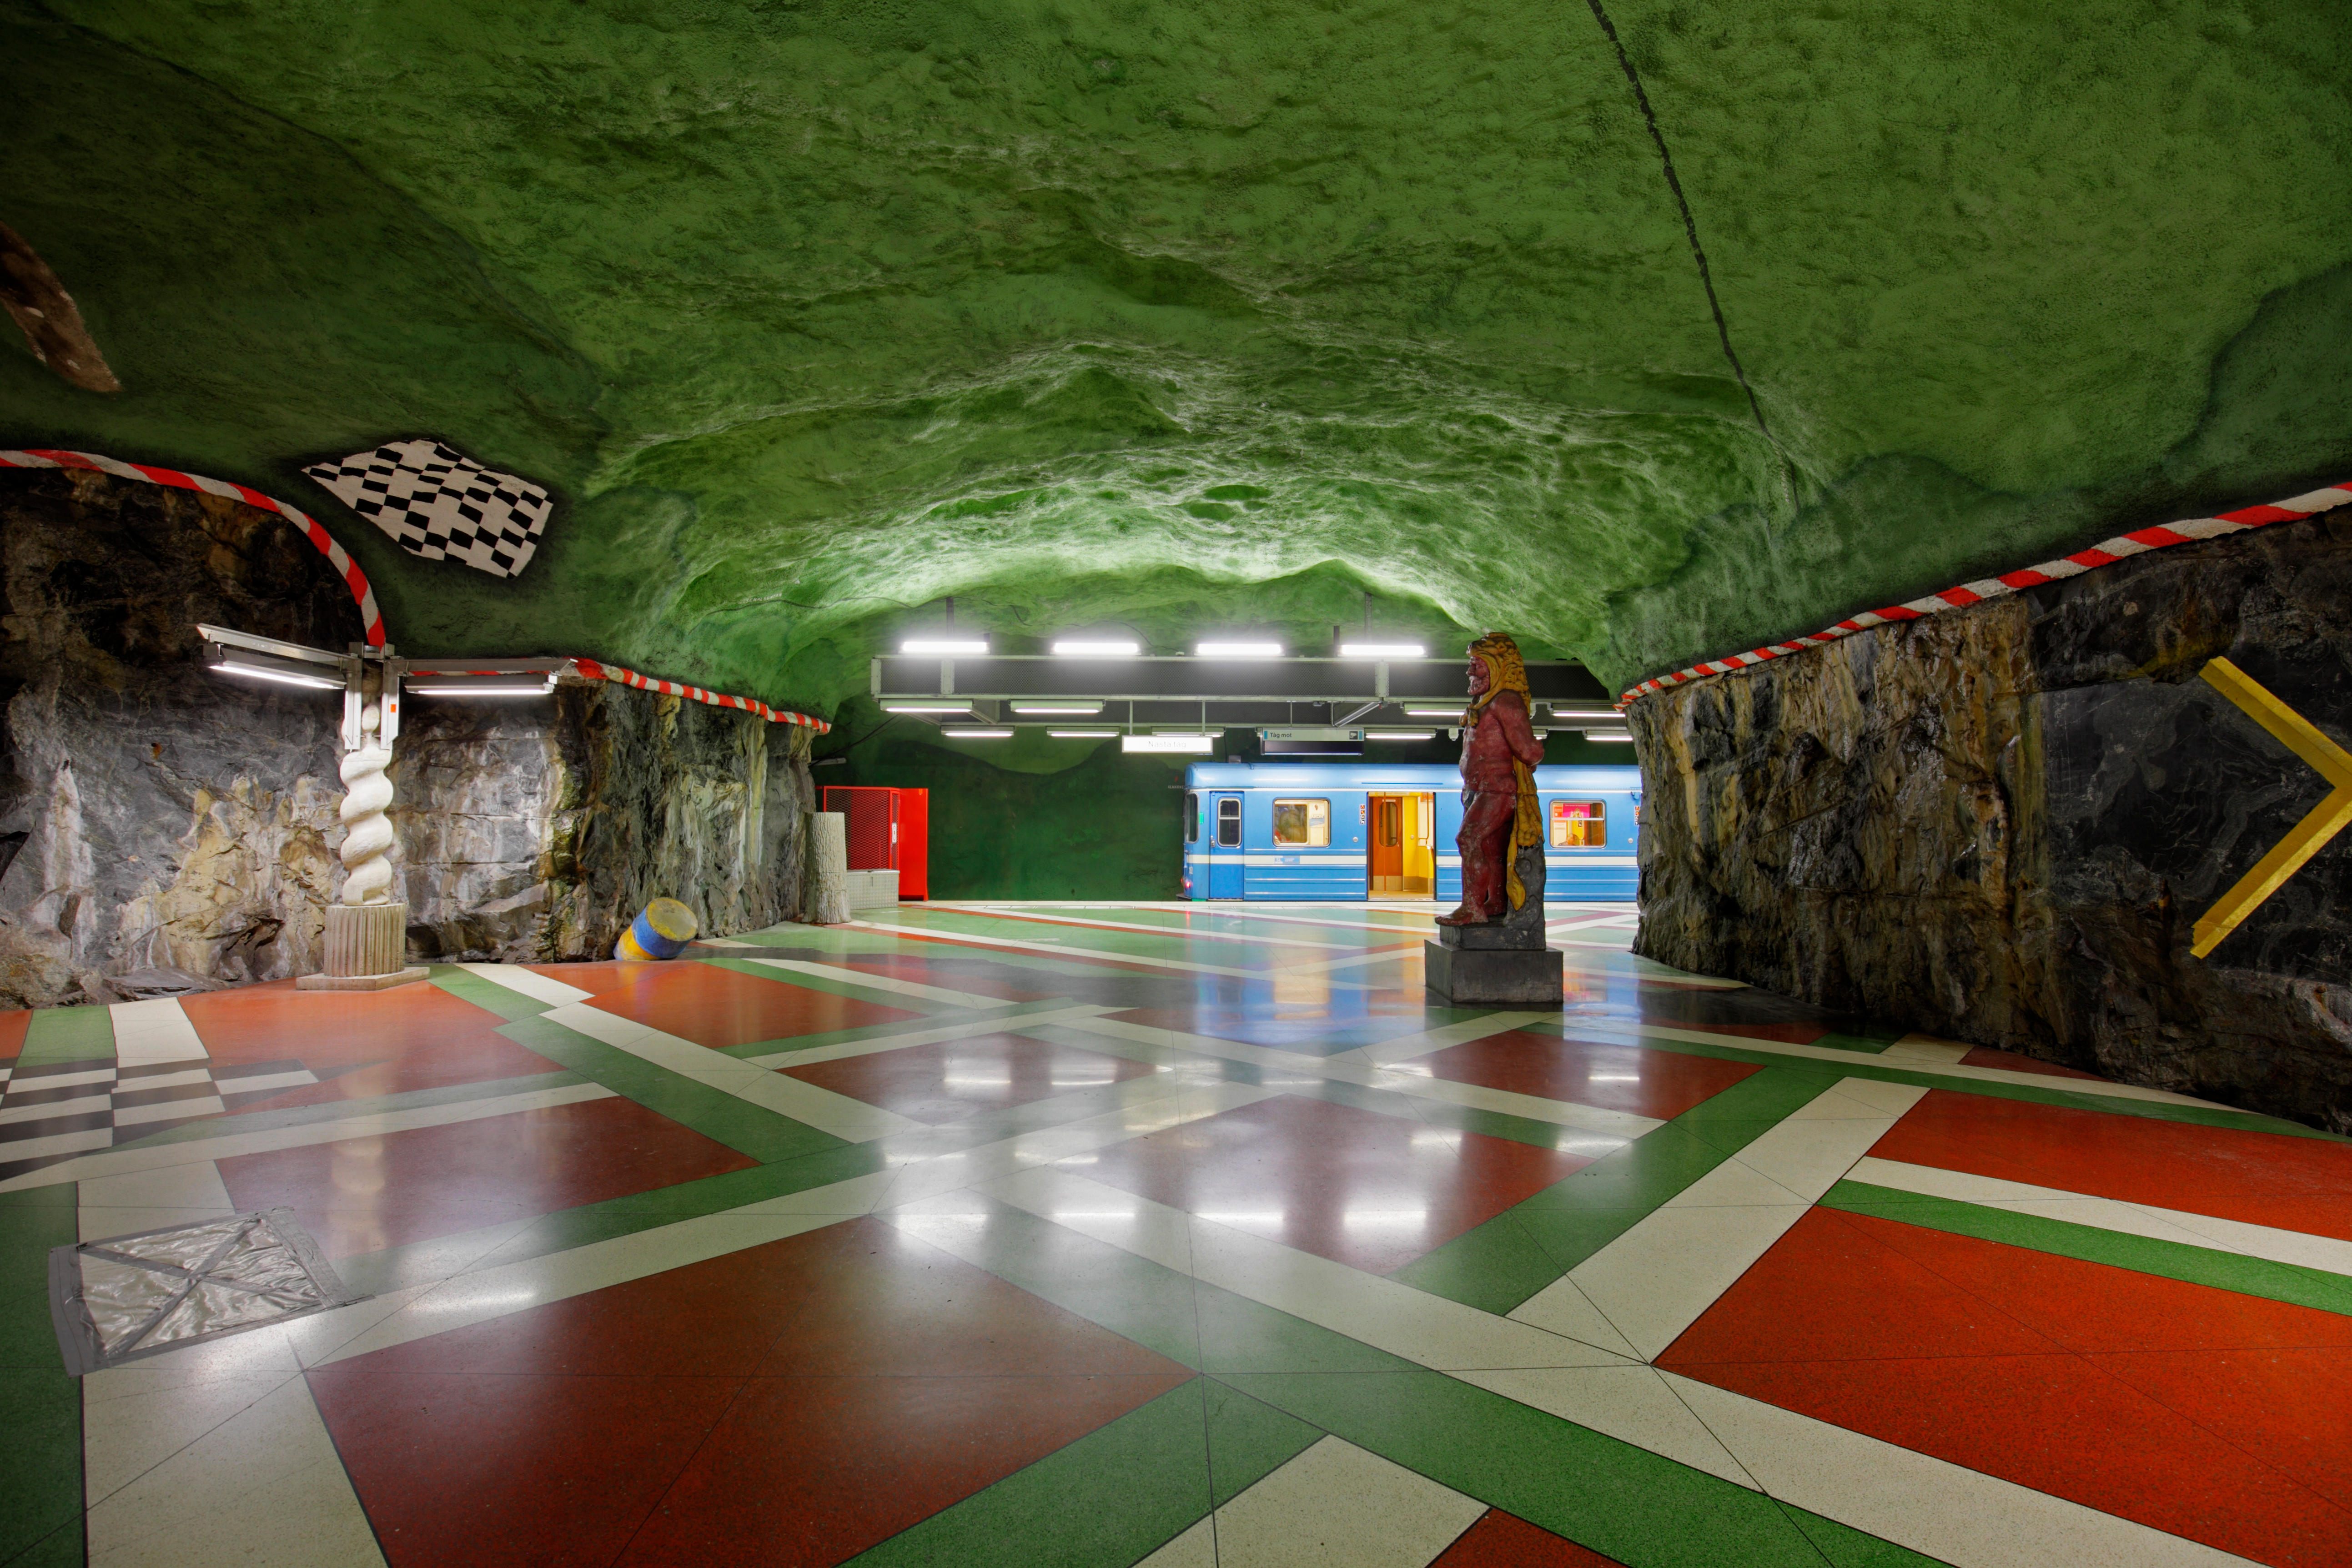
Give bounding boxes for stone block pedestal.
[1423,940,1564,1005]
[297,901,428,991]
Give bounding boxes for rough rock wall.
[1632,512,2352,1131]
[0,469,810,1005]
[397,685,814,964]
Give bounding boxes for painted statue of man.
[1436,632,1545,926]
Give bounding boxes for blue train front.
[1181,761,1641,901]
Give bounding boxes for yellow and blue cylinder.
[617,897,698,961]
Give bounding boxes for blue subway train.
[1181,762,1641,902]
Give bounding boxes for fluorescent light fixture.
[1402,707,1467,718]
[1338,642,1425,658]
[1586,732,1635,743]
[213,660,344,691]
[941,727,1013,739]
[1194,641,1284,658]
[1051,639,1141,657]
[1547,708,1623,721]
[1123,734,1214,754]
[407,682,555,696]
[1047,729,1119,739]
[900,638,990,655]
[883,703,975,714]
[1365,729,1437,740]
[1010,701,1103,715]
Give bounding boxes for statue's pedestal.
[1424,843,1563,1004]
[297,902,428,991]
[1424,940,1563,1005]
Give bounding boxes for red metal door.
[897,789,929,898]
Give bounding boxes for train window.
[1550,799,1606,848]
[1271,798,1330,847]
[1216,797,1242,846]
[1186,792,1201,844]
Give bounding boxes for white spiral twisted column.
[302,694,426,990]
[337,730,397,906]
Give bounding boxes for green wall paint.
[3,0,2347,712]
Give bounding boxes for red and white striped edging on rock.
[568,658,829,731]
[0,447,830,733]
[1620,481,2352,706]
[1,446,387,646]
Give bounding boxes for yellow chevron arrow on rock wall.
[2192,658,2352,958]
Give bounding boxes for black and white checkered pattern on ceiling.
[304,438,553,579]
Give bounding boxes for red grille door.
[824,787,900,870]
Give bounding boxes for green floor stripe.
[428,965,551,1021]
[496,1014,850,1164]
[1824,1180,2352,1318]
[694,954,976,1014]
[1783,1502,1951,1567]
[1546,1021,2340,1142]
[717,997,1100,1061]
[846,1382,1213,1568]
[111,1070,588,1150]
[0,1191,81,1567]
[1218,1369,1832,1568]
[906,1194,1871,1568]
[16,1004,113,1067]
[1202,1379,1325,1507]
[1394,1067,1839,1313]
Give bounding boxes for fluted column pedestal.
[297,901,429,991]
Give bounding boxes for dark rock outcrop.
[1632,511,2352,1132]
[0,468,811,1006]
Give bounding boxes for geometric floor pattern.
[1,899,2347,1566]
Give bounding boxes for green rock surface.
[4,0,2348,716]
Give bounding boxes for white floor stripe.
[1513,1079,1927,1360]
[456,961,595,1005]
[1849,1156,2352,1278]
[1054,1012,1654,1145]
[313,1208,845,1365]
[1182,1436,1488,1568]
[107,998,210,1067]
[0,1083,613,1191]
[739,1003,1116,1070]
[844,918,1271,979]
[743,955,1023,1009]
[915,904,1364,951]
[940,1165,1632,1372]
[540,1001,923,1142]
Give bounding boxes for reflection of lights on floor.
[1588,1073,1640,1082]
[1196,1211,1286,1226]
[1340,1209,1430,1229]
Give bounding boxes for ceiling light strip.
[1,447,387,647]
[1620,480,2352,706]
[0,448,831,731]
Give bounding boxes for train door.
[1401,792,1435,895]
[1367,794,1404,893]
[1205,791,1246,899]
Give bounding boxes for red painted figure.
[1437,633,1546,925]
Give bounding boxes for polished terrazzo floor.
[3,901,2349,1566]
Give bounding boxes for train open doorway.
[1367,791,1435,896]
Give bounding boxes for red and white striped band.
[1620,481,2352,706]
[0,447,829,733]
[1,445,388,647]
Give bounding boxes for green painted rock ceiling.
[3,0,2349,715]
